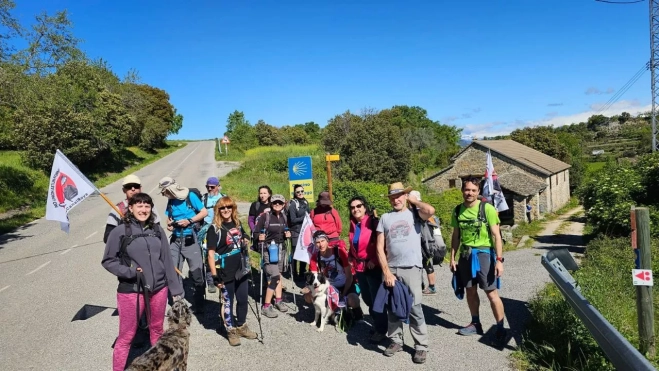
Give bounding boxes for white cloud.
[460,99,651,139]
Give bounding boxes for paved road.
[0,140,561,370]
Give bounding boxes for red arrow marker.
[636,271,651,281]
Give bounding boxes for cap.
[122,174,141,186]
[271,194,286,204]
[206,177,220,186]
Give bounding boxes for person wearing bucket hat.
[159,176,208,313]
[310,191,345,253]
[376,181,435,364]
[103,174,161,243]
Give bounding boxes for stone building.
[423,140,571,224]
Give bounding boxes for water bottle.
[268,240,279,263]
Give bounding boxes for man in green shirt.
[450,177,506,343]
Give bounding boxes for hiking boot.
[422,287,436,295]
[227,327,241,346]
[262,305,278,318]
[383,342,403,357]
[458,322,484,336]
[236,324,258,340]
[413,350,427,364]
[275,301,288,313]
[369,332,386,344]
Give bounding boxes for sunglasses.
[218,206,232,211]
[206,185,216,189]
[350,203,364,210]
[295,190,305,194]
[272,202,284,206]
[123,183,141,191]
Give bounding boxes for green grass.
[214,138,248,161]
[513,237,659,370]
[0,141,187,235]
[586,161,605,175]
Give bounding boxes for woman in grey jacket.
[102,192,183,371]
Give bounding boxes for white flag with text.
[46,150,97,233]
[483,149,509,212]
[293,213,316,264]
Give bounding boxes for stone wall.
[424,143,571,221]
[424,145,546,192]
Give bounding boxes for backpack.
[252,211,289,242]
[310,208,338,232]
[118,223,162,268]
[453,200,490,240]
[166,188,204,231]
[413,209,447,266]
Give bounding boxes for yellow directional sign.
[325,154,340,162]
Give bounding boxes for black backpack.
[252,211,288,241]
[117,223,162,268]
[166,187,204,231]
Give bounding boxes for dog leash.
[136,271,151,330]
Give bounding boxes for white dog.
[305,272,335,332]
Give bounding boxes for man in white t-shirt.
[376,182,435,365]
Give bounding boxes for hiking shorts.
[263,244,284,277]
[458,251,497,291]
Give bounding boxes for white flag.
[293,213,316,264]
[46,150,98,233]
[483,150,509,212]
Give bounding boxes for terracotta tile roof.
[497,171,547,196]
[472,140,571,176]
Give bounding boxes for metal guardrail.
[541,250,656,371]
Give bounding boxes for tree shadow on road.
[533,234,585,254]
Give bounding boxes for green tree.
[170,108,183,135]
[586,114,608,131]
[226,110,248,135]
[282,125,310,145]
[510,126,570,162]
[301,121,321,141]
[0,0,22,61]
[254,119,283,146]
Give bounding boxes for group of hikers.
[101,173,507,370]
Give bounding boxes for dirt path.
[531,206,585,254]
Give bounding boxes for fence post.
[635,207,655,358]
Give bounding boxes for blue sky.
[11,0,653,139]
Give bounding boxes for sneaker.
[236,324,258,340]
[413,350,427,364]
[207,285,217,294]
[275,301,288,313]
[383,342,403,357]
[369,332,386,344]
[458,322,484,336]
[261,305,278,318]
[227,328,241,346]
[422,287,436,295]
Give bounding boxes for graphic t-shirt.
[164,192,204,237]
[309,246,351,288]
[450,201,500,249]
[377,208,423,268]
[206,221,247,282]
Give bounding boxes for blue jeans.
[356,268,388,335]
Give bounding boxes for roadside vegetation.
[514,153,659,370]
[0,1,187,235]
[0,141,187,235]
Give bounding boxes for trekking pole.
[285,232,297,309]
[247,246,264,344]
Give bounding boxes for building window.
[449,179,456,188]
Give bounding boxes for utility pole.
[651,0,659,151]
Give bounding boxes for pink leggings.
[113,287,168,371]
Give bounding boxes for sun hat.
[158,176,189,201]
[386,182,413,198]
[317,191,333,206]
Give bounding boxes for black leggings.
[223,275,249,327]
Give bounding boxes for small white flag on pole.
[293,213,316,264]
[46,150,98,233]
[483,149,509,212]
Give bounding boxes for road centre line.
[85,231,97,240]
[148,143,200,194]
[26,261,51,276]
[60,249,72,255]
[0,285,9,293]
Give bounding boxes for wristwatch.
[496,257,505,263]
[188,218,194,224]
